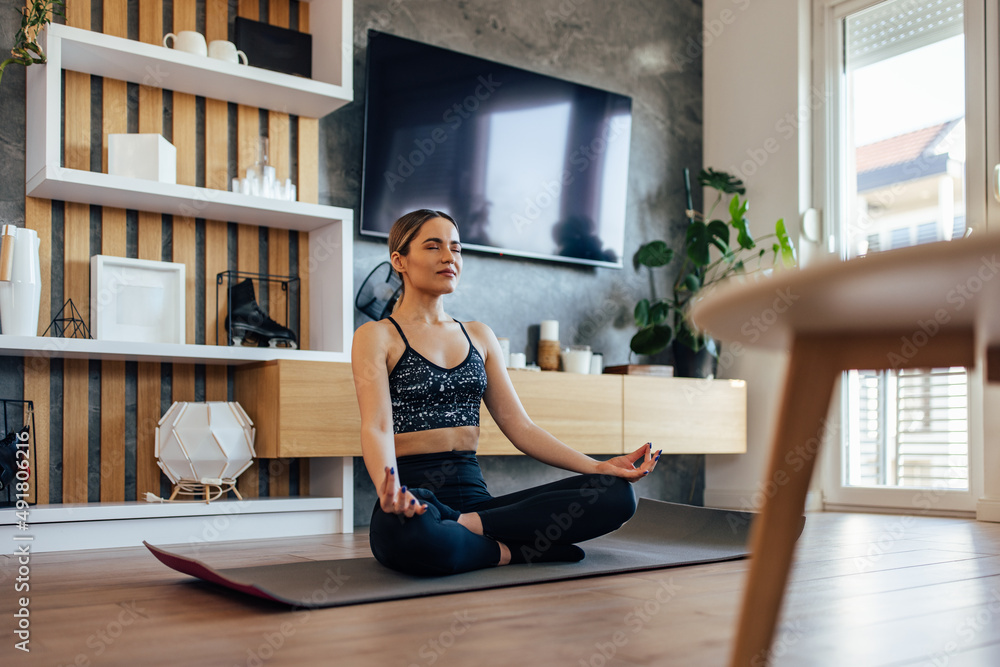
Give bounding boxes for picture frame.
[90,255,186,344]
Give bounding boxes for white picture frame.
[90,255,185,344]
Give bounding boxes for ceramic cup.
[163,31,208,57]
[208,40,249,65]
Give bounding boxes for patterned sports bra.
[386,316,488,435]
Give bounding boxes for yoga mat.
[146,499,796,608]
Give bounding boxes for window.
[817,0,977,512]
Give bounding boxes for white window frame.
[812,0,986,515]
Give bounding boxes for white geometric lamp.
[155,401,256,503]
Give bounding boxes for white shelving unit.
[26,21,354,232]
[12,1,358,544]
[0,335,349,364]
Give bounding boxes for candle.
[540,320,559,341]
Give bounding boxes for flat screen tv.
[360,30,632,269]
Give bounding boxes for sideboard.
[233,360,748,457]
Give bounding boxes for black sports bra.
[386,317,488,435]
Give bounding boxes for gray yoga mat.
[146,498,791,608]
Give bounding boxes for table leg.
[729,335,842,666]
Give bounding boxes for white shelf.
[0,496,349,552]
[45,22,352,117]
[0,496,343,524]
[0,335,350,364]
[26,165,353,232]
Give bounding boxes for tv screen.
[360,30,632,269]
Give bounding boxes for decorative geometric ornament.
[154,402,256,503]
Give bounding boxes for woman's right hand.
[379,466,428,517]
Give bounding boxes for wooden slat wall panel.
[236,0,262,498]
[266,0,291,497]
[25,0,325,504]
[61,0,91,504]
[99,0,129,502]
[297,2,312,496]
[204,0,229,402]
[135,0,165,501]
[24,196,51,504]
[172,0,198,407]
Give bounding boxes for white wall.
[702,0,816,510]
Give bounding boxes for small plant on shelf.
[0,1,65,89]
[631,168,796,363]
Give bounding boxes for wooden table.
[689,232,1000,666]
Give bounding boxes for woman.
[352,209,661,576]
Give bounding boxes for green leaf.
[774,218,797,267]
[630,324,673,356]
[633,240,674,269]
[685,222,710,266]
[730,195,755,250]
[649,301,671,325]
[697,168,746,195]
[707,219,730,254]
[634,299,651,327]
[682,273,701,292]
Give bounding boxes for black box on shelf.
[234,17,312,78]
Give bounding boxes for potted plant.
[630,168,796,377]
[0,1,64,88]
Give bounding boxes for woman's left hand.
[594,443,661,483]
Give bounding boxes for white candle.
[540,320,559,341]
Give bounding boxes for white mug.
[163,31,207,57]
[208,40,249,65]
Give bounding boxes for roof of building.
[856,121,954,173]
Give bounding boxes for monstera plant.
[631,168,796,373]
[0,1,64,89]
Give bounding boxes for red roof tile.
[856,122,952,174]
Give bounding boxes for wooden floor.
[4,511,1000,666]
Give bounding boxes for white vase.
[0,227,42,336]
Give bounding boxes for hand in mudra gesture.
[379,466,428,517]
[594,443,661,482]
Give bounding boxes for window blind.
[847,0,964,70]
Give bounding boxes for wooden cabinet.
[623,376,747,454]
[236,361,747,457]
[478,372,623,455]
[235,360,360,457]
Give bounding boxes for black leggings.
[369,450,637,576]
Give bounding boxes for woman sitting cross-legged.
[352,209,661,576]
